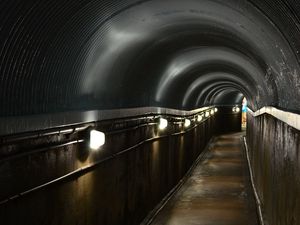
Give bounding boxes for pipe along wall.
[0,107,241,225]
[246,112,300,225]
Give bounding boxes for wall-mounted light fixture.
[205,111,210,118]
[90,130,105,150]
[184,119,191,128]
[232,106,241,113]
[197,115,203,122]
[158,118,168,130]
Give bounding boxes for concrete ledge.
[248,107,300,131]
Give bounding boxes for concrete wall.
[215,106,242,134]
[0,114,218,225]
[246,113,300,225]
[0,108,242,225]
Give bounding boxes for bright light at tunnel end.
[90,130,105,150]
[159,118,168,130]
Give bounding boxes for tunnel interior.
[0,0,300,225]
[1,0,300,120]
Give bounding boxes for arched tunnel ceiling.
[1,0,300,118]
[207,88,244,106]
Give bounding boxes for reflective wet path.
[151,133,259,225]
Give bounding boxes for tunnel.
[0,0,300,224]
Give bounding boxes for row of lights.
[89,108,218,151]
[159,107,218,130]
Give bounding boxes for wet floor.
[150,133,259,225]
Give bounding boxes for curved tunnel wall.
[1,0,300,120]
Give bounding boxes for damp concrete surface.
[151,133,259,225]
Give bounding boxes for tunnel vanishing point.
[0,0,300,225]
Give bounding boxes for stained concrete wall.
[0,114,216,225]
[247,113,300,225]
[0,108,242,225]
[215,106,242,134]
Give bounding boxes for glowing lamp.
[90,130,105,150]
[232,107,240,113]
[205,111,210,117]
[159,118,168,130]
[197,115,203,122]
[184,119,191,127]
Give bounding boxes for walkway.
[150,133,259,225]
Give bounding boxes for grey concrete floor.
[150,133,259,225]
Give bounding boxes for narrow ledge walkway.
[150,133,259,225]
